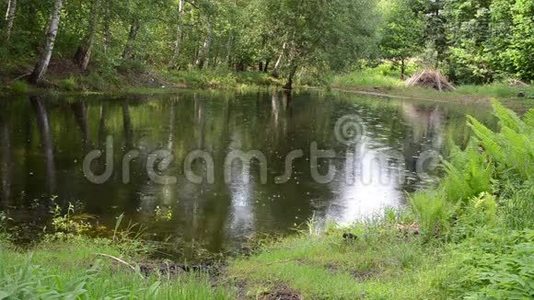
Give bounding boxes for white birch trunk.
[30,0,63,84]
[4,0,17,42]
[272,42,288,77]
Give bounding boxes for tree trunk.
[258,62,263,72]
[74,0,99,71]
[271,42,287,78]
[400,58,406,79]
[122,19,140,60]
[30,0,63,85]
[103,1,111,54]
[169,0,185,68]
[225,32,233,67]
[4,0,16,42]
[235,61,245,72]
[263,59,270,72]
[283,64,298,90]
[196,19,212,69]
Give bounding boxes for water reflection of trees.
[0,103,12,207]
[0,91,493,256]
[31,96,57,193]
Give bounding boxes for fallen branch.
[95,253,144,279]
[9,72,32,84]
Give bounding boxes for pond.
[0,90,494,258]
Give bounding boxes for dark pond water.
[0,90,495,257]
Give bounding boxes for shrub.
[9,81,29,94]
[410,191,450,237]
[58,77,78,91]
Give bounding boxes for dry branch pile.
[406,70,455,91]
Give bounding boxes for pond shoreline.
[2,68,533,106]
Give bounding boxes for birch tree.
[30,0,64,84]
[4,0,16,42]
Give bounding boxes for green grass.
[0,237,235,299]
[332,68,405,90]
[455,83,534,98]
[227,221,446,299]
[226,217,534,299]
[331,68,534,103]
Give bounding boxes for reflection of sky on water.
[226,131,255,237]
[326,138,404,225]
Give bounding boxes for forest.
[1,0,534,91]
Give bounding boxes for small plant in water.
[49,203,92,238]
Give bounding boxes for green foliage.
[455,83,534,98]
[442,0,534,83]
[0,260,100,299]
[378,0,425,76]
[167,70,277,89]
[410,191,451,237]
[57,77,78,92]
[440,142,494,203]
[48,203,93,239]
[8,81,29,94]
[439,229,534,299]
[411,101,534,238]
[501,183,534,229]
[0,0,383,90]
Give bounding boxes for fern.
[467,116,503,162]
[522,109,534,128]
[492,100,525,133]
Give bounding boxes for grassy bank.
[0,58,282,97]
[228,219,444,299]
[3,58,534,103]
[0,236,235,299]
[332,68,534,103]
[227,222,534,299]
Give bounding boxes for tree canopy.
[1,0,534,86]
